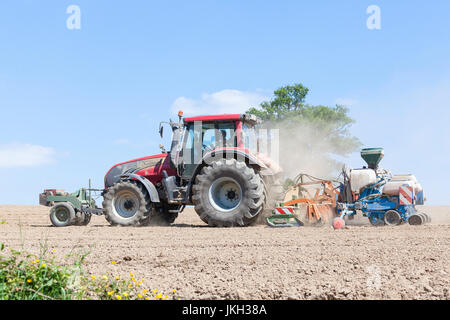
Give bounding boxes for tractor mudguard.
[121,173,160,203]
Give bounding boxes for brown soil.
[0,205,449,300]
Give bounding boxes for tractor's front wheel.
[192,159,265,227]
[102,181,151,226]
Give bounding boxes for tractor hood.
[104,154,167,188]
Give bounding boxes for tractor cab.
[163,112,263,180]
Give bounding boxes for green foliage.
[0,242,180,300]
[248,84,311,121]
[0,243,77,300]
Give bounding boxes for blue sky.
[0,0,449,205]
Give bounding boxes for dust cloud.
[263,119,347,181]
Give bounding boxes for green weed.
[0,242,180,300]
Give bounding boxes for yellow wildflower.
[116,295,122,300]
[111,260,117,264]
[27,279,32,283]
[91,275,96,281]
[102,275,108,280]
[137,294,143,298]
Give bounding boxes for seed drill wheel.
[408,213,431,226]
[384,210,402,226]
[419,212,431,223]
[102,181,151,226]
[49,202,76,227]
[408,214,423,225]
[192,159,265,227]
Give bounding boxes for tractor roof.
[184,113,260,124]
[184,114,241,122]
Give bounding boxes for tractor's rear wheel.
[50,202,75,227]
[192,159,265,227]
[253,176,285,225]
[102,181,151,226]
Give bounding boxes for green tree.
[248,83,361,178]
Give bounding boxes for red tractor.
[102,112,284,227]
